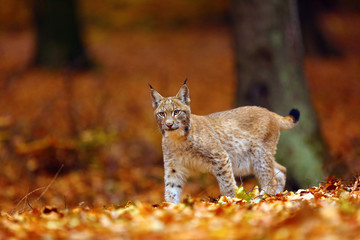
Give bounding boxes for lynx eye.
[173,110,181,116]
[158,112,166,117]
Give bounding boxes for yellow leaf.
[235,185,252,201]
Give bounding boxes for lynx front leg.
[212,154,237,198]
[164,164,188,204]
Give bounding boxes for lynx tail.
[289,109,300,123]
[276,109,300,130]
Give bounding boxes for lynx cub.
[150,81,299,204]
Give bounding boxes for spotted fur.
[150,83,299,204]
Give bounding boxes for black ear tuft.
[289,109,300,123]
[148,83,153,89]
[183,78,188,85]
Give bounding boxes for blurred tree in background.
[298,0,341,56]
[32,0,91,69]
[232,0,326,189]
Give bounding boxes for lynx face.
[151,85,191,135]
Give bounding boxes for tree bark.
[32,0,91,69]
[232,0,326,189]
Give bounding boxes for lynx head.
[150,80,191,135]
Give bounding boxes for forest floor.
[0,11,360,239]
[3,177,360,239]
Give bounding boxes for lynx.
[150,81,300,204]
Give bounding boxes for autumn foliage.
[2,177,360,239]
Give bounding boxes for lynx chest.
[162,134,213,173]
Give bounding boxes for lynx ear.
[149,84,163,108]
[176,84,190,105]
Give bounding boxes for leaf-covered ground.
[2,177,360,240]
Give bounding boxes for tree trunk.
[231,0,326,189]
[32,0,91,69]
[297,0,341,56]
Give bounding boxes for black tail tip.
[289,109,300,123]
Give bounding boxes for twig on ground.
[32,164,64,205]
[26,197,33,210]
[10,187,45,215]
[10,164,64,215]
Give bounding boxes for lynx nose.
[166,122,174,128]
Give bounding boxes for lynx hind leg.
[253,152,277,195]
[274,162,286,194]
